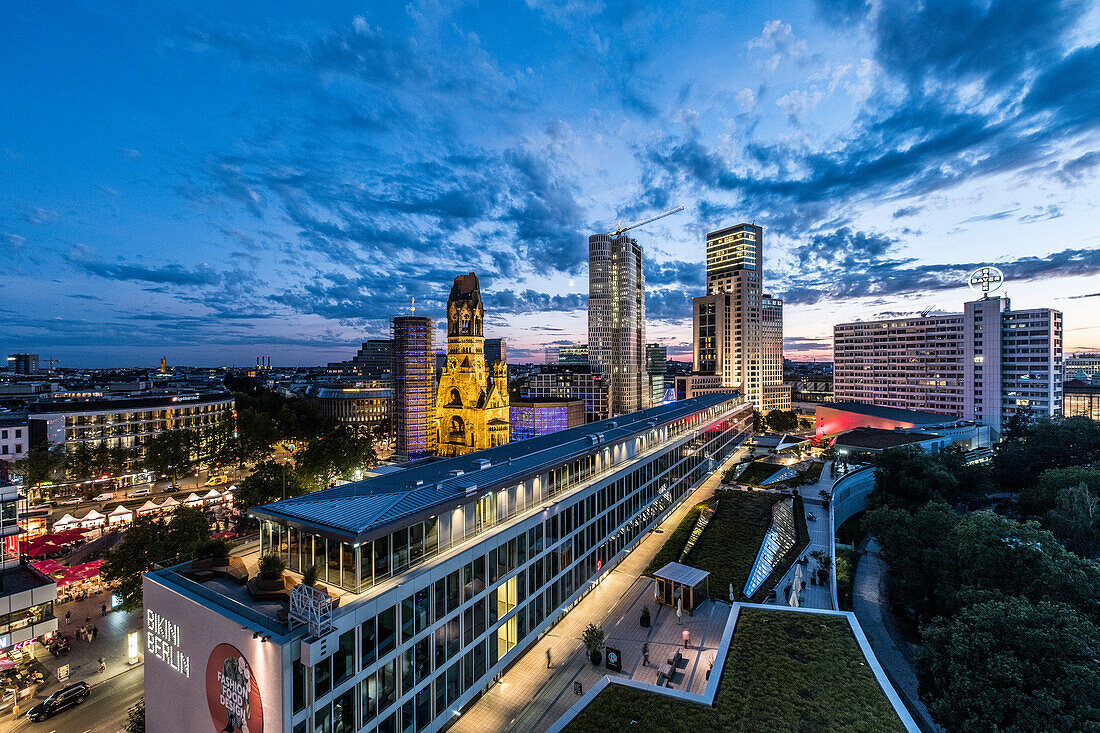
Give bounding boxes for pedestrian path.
[451,452,740,733]
[853,539,942,733]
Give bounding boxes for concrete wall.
[143,575,287,733]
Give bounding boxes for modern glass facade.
[258,396,751,733]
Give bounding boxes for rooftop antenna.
[411,297,415,315]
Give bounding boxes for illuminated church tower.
[436,272,510,456]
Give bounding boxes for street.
[2,664,143,733]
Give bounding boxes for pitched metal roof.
[654,561,710,587]
[253,393,741,540]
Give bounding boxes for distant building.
[435,273,509,456]
[834,294,1062,435]
[392,315,436,461]
[0,413,29,461]
[7,354,38,375]
[509,398,585,441]
[328,339,394,377]
[1064,379,1100,422]
[523,370,611,422]
[27,391,233,481]
[547,344,589,366]
[646,343,668,406]
[589,233,648,414]
[484,338,507,368]
[1065,353,1100,382]
[761,295,790,412]
[304,382,392,435]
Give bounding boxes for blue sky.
[3,0,1099,367]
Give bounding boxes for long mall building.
[143,394,750,733]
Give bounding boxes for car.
[61,497,83,505]
[204,475,229,487]
[25,681,90,721]
[129,487,152,498]
[93,492,114,502]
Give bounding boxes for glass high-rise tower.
[588,233,648,415]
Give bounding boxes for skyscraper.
[588,233,648,415]
[436,273,509,456]
[682,224,790,412]
[392,315,436,460]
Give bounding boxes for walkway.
[763,496,833,610]
[450,452,739,733]
[853,539,942,733]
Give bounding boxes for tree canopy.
[918,596,1100,733]
[764,409,799,433]
[993,416,1100,493]
[102,506,211,611]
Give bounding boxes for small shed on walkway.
[653,562,710,615]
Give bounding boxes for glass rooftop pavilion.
[145,394,752,733]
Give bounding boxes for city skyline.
[4,2,1100,368]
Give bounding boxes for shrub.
[258,554,285,581]
[582,623,605,655]
[301,564,320,588]
[200,538,232,559]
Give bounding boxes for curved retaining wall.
[828,465,876,607]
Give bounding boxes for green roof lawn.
[564,609,906,733]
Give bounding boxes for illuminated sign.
[146,609,190,678]
[128,631,141,665]
[206,644,264,733]
[967,266,1005,295]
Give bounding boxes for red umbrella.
[28,542,63,558]
[31,559,66,575]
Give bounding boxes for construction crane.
[609,204,684,236]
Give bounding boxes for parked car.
[93,492,114,502]
[129,487,152,498]
[25,681,89,721]
[60,497,82,505]
[204,475,229,487]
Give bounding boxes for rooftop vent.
[587,434,599,445]
[448,469,465,477]
[474,458,492,470]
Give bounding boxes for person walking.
[98,657,106,672]
[92,625,98,640]
[101,603,107,617]
[65,610,71,625]
[546,648,552,668]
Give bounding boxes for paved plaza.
[451,451,739,733]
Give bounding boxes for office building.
[546,345,588,366]
[28,391,234,473]
[1065,354,1100,382]
[0,414,29,461]
[834,294,1062,435]
[484,339,507,368]
[435,273,509,456]
[143,394,752,733]
[6,354,38,375]
[588,233,647,415]
[645,344,668,407]
[509,399,585,441]
[686,224,789,413]
[761,296,790,412]
[522,370,610,422]
[304,383,392,436]
[392,316,436,461]
[329,340,395,377]
[1,481,58,653]
[1064,379,1100,421]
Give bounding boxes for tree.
[125,697,145,733]
[992,417,1100,492]
[764,409,798,433]
[235,460,307,512]
[1018,465,1100,518]
[259,554,285,580]
[1047,482,1100,559]
[869,446,962,512]
[918,596,1100,733]
[10,444,64,496]
[144,429,195,485]
[581,623,605,663]
[294,425,377,491]
[102,508,210,611]
[65,442,96,482]
[752,409,765,434]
